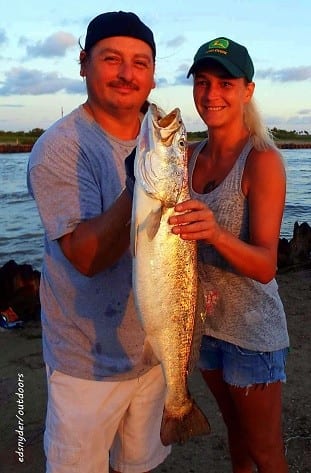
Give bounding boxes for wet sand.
[0,268,310,472]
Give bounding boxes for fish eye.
[179,140,185,147]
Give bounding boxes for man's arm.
[59,189,132,277]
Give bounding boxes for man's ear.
[80,50,87,77]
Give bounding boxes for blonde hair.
[244,98,276,151]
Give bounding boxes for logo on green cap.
[208,38,229,50]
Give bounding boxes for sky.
[1,0,310,133]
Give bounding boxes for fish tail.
[160,401,211,446]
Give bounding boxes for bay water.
[0,149,310,271]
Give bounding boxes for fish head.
[135,103,188,207]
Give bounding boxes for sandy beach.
[0,267,310,473]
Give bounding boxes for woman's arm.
[169,148,286,283]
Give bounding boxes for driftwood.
[278,221,311,270]
[0,260,40,322]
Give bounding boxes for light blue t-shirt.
[27,105,157,380]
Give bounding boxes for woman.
[169,37,289,472]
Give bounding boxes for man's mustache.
[108,80,139,90]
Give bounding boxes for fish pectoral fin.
[142,338,159,365]
[145,205,163,240]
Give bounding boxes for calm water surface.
[0,149,310,270]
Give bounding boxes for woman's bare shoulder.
[248,145,284,172]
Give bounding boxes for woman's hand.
[169,199,222,245]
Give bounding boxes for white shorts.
[44,365,171,473]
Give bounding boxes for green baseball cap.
[187,37,254,82]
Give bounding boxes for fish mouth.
[151,107,183,147]
[158,110,179,128]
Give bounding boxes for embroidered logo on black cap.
[208,38,229,49]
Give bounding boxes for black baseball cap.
[84,11,156,59]
[187,37,254,82]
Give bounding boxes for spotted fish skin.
[131,103,210,445]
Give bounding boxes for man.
[27,11,170,473]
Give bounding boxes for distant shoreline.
[0,141,311,154]
[276,141,311,149]
[0,144,33,153]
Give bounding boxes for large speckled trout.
[131,103,210,445]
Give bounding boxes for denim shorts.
[198,335,289,387]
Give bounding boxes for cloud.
[0,103,23,108]
[173,73,191,86]
[156,77,169,87]
[265,113,311,132]
[0,28,8,46]
[298,109,311,115]
[25,31,77,58]
[0,67,84,95]
[256,66,311,82]
[155,73,190,87]
[156,63,191,87]
[165,35,187,48]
